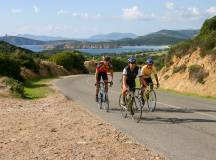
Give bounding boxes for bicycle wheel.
[98,93,103,109]
[133,96,144,122]
[104,93,109,112]
[147,90,157,112]
[119,94,127,118]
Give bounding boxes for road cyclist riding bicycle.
[120,57,142,117]
[140,57,160,111]
[95,56,113,103]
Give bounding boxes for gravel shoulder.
[0,84,165,160]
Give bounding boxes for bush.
[172,64,187,74]
[164,74,170,80]
[0,54,23,81]
[49,51,88,73]
[3,78,24,97]
[111,58,127,71]
[188,64,209,83]
[10,51,39,72]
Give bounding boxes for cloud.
[122,6,156,21]
[34,5,39,14]
[182,7,202,20]
[57,10,101,20]
[122,6,143,20]
[11,9,23,14]
[165,2,174,10]
[206,6,216,17]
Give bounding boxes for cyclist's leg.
[96,73,101,102]
[146,77,153,90]
[128,81,135,115]
[102,72,109,93]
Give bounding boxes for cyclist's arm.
[95,69,99,82]
[122,68,128,90]
[138,68,142,87]
[154,74,159,85]
[153,66,159,85]
[110,69,114,81]
[109,63,114,81]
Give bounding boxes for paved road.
[55,73,216,160]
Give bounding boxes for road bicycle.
[142,83,157,112]
[119,88,144,122]
[97,81,113,112]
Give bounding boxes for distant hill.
[0,40,33,54]
[87,32,137,42]
[0,36,45,45]
[113,29,199,46]
[17,34,71,41]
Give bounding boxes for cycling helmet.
[128,57,136,63]
[146,57,154,64]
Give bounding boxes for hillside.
[114,29,199,46]
[0,41,33,54]
[159,16,216,97]
[0,36,45,45]
[88,32,137,42]
[17,34,71,41]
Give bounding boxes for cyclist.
[122,57,141,114]
[95,56,113,102]
[140,57,160,90]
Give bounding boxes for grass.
[159,88,216,100]
[24,77,55,99]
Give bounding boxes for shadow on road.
[139,116,216,124]
[156,107,216,113]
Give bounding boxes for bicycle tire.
[104,93,109,112]
[147,90,157,112]
[98,92,103,109]
[119,94,127,118]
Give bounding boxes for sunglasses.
[130,62,136,64]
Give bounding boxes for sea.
[20,45,169,55]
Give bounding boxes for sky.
[0,0,216,38]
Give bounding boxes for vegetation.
[49,51,88,73]
[24,78,54,99]
[188,64,209,83]
[168,16,216,60]
[172,64,187,74]
[0,54,23,81]
[86,50,167,71]
[3,78,25,97]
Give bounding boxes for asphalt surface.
[55,73,216,160]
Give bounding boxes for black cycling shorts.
[97,72,108,81]
[126,80,136,91]
[144,77,153,89]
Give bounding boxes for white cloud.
[34,5,39,14]
[122,6,143,20]
[11,9,23,14]
[57,10,102,20]
[166,2,174,10]
[121,6,156,21]
[206,6,216,17]
[183,7,202,20]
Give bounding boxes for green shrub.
[188,64,209,83]
[164,75,170,80]
[49,51,88,73]
[172,64,187,74]
[0,54,23,81]
[3,78,24,97]
[111,58,128,71]
[10,51,39,72]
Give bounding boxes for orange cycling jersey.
[96,61,113,73]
